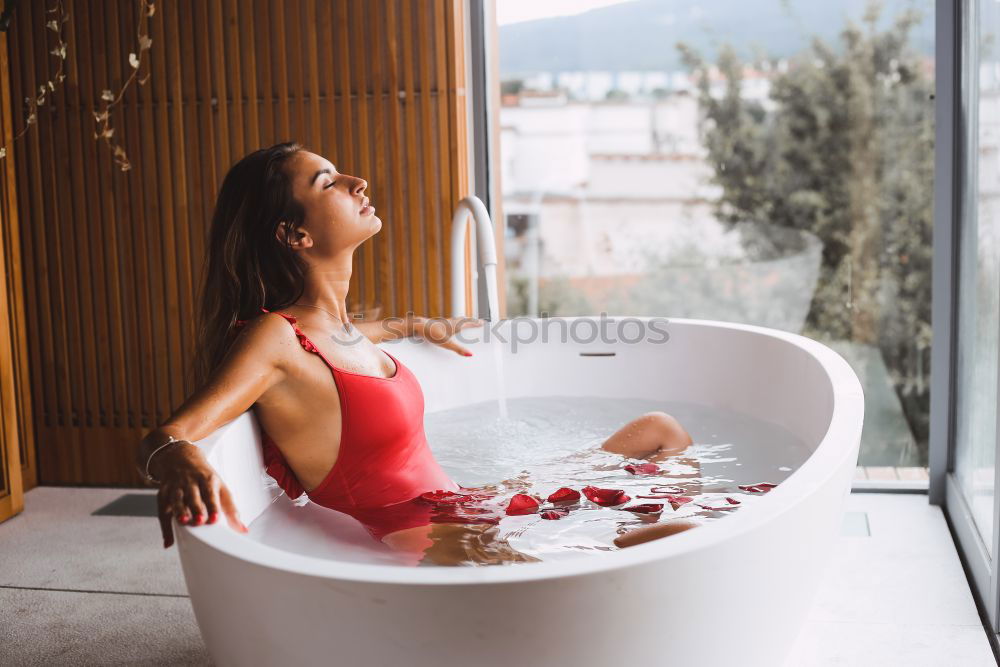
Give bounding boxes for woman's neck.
[294,273,352,327]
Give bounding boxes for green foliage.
[679,1,934,459]
[500,79,525,96]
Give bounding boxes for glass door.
[948,0,1000,633]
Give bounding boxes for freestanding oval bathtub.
[175,317,864,667]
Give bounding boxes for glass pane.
[954,0,999,556]
[496,1,935,469]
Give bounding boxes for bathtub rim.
[177,316,864,586]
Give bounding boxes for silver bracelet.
[142,435,186,484]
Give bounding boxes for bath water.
[421,396,809,564]
[249,396,810,567]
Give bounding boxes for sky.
[495,0,637,26]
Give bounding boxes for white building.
[499,93,726,282]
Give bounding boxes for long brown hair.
[192,141,309,386]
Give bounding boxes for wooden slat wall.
[7,0,473,486]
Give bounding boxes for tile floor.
[784,493,997,666]
[0,488,995,666]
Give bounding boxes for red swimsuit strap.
[235,306,327,359]
[235,306,291,329]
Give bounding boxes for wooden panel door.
[0,326,24,522]
[0,24,24,522]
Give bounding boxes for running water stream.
[482,262,508,419]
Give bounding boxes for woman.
[137,141,698,566]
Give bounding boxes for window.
[486,0,935,480]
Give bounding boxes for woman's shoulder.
[231,311,303,359]
[236,310,294,332]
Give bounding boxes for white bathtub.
[175,317,864,667]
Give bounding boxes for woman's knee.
[642,411,693,453]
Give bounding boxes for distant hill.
[498,0,934,76]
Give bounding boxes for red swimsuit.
[234,308,501,542]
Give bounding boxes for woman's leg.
[613,518,701,548]
[602,413,704,548]
[600,411,693,461]
[381,523,541,566]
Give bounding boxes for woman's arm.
[352,314,424,344]
[138,314,291,548]
[354,315,483,355]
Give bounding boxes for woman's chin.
[365,215,382,238]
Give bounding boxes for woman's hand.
[413,317,485,356]
[152,442,249,549]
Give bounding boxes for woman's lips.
[360,204,375,215]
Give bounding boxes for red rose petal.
[666,495,694,510]
[725,497,741,505]
[540,508,570,520]
[506,493,540,515]
[547,487,581,504]
[637,493,673,499]
[622,503,664,514]
[650,485,685,495]
[582,485,631,506]
[624,463,661,475]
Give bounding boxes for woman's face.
[282,150,380,255]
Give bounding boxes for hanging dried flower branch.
[93,0,155,172]
[0,0,70,161]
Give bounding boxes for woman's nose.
[352,178,367,194]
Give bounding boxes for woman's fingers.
[157,478,245,546]
[171,486,188,524]
[421,318,478,356]
[438,338,472,356]
[200,475,221,524]
[159,511,174,549]
[186,483,208,526]
[150,456,242,548]
[157,488,175,548]
[219,484,249,533]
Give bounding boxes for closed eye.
[324,180,335,189]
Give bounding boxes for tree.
[679,2,934,460]
[500,79,525,96]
